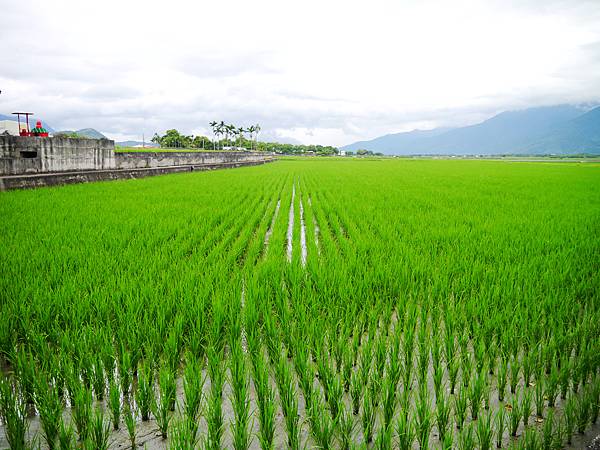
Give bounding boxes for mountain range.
[341,105,600,155]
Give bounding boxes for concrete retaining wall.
[0,135,115,175]
[0,159,275,191]
[115,151,270,169]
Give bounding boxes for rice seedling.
[476,410,494,450]
[563,397,576,445]
[89,407,111,450]
[251,349,275,450]
[72,385,93,441]
[535,378,545,418]
[436,388,451,443]
[34,373,62,450]
[183,352,203,439]
[206,345,224,450]
[0,376,29,450]
[395,409,415,450]
[545,362,559,408]
[541,408,554,450]
[58,420,75,450]
[509,357,520,395]
[308,389,336,449]
[123,402,137,450]
[361,379,376,444]
[169,418,199,449]
[520,387,533,426]
[498,356,508,402]
[350,371,362,416]
[458,422,475,450]
[230,341,252,450]
[153,365,176,439]
[454,385,468,430]
[337,401,355,450]
[414,384,432,450]
[374,424,392,450]
[576,390,591,434]
[495,405,506,448]
[135,360,154,421]
[109,378,121,430]
[509,400,521,437]
[275,354,300,450]
[469,369,485,420]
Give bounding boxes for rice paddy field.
[1,158,599,450]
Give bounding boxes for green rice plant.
[522,353,533,388]
[58,419,75,450]
[433,363,444,398]
[308,389,335,449]
[509,401,521,437]
[72,385,93,441]
[559,358,571,400]
[476,411,493,450]
[458,422,475,450]
[118,347,132,396]
[552,414,566,450]
[449,356,460,395]
[520,387,532,426]
[534,378,545,418]
[469,370,485,420]
[230,342,252,450]
[109,378,121,430]
[395,409,415,450]
[350,370,362,415]
[545,361,559,408]
[541,408,554,450]
[361,379,376,444]
[135,360,154,421]
[520,427,540,449]
[88,407,111,450]
[415,385,432,450]
[0,376,29,450]
[92,354,105,401]
[590,379,600,424]
[337,401,355,450]
[454,385,468,429]
[251,349,275,450]
[563,397,576,445]
[124,402,137,450]
[183,352,203,439]
[509,356,520,394]
[342,347,353,393]
[152,365,175,439]
[169,418,199,449]
[442,432,453,450]
[461,350,473,389]
[495,405,506,448]
[327,374,343,421]
[374,424,392,450]
[382,372,397,430]
[275,355,300,450]
[497,356,508,402]
[35,373,62,450]
[576,390,591,434]
[436,388,451,443]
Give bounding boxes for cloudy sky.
[1,0,599,145]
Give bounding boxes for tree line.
[151,124,340,155]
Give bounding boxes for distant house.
[339,150,346,156]
[0,120,23,136]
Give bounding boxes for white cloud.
[1,0,599,145]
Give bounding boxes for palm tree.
[237,127,245,149]
[209,121,217,150]
[226,124,236,149]
[247,125,256,150]
[217,121,226,150]
[253,124,261,151]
